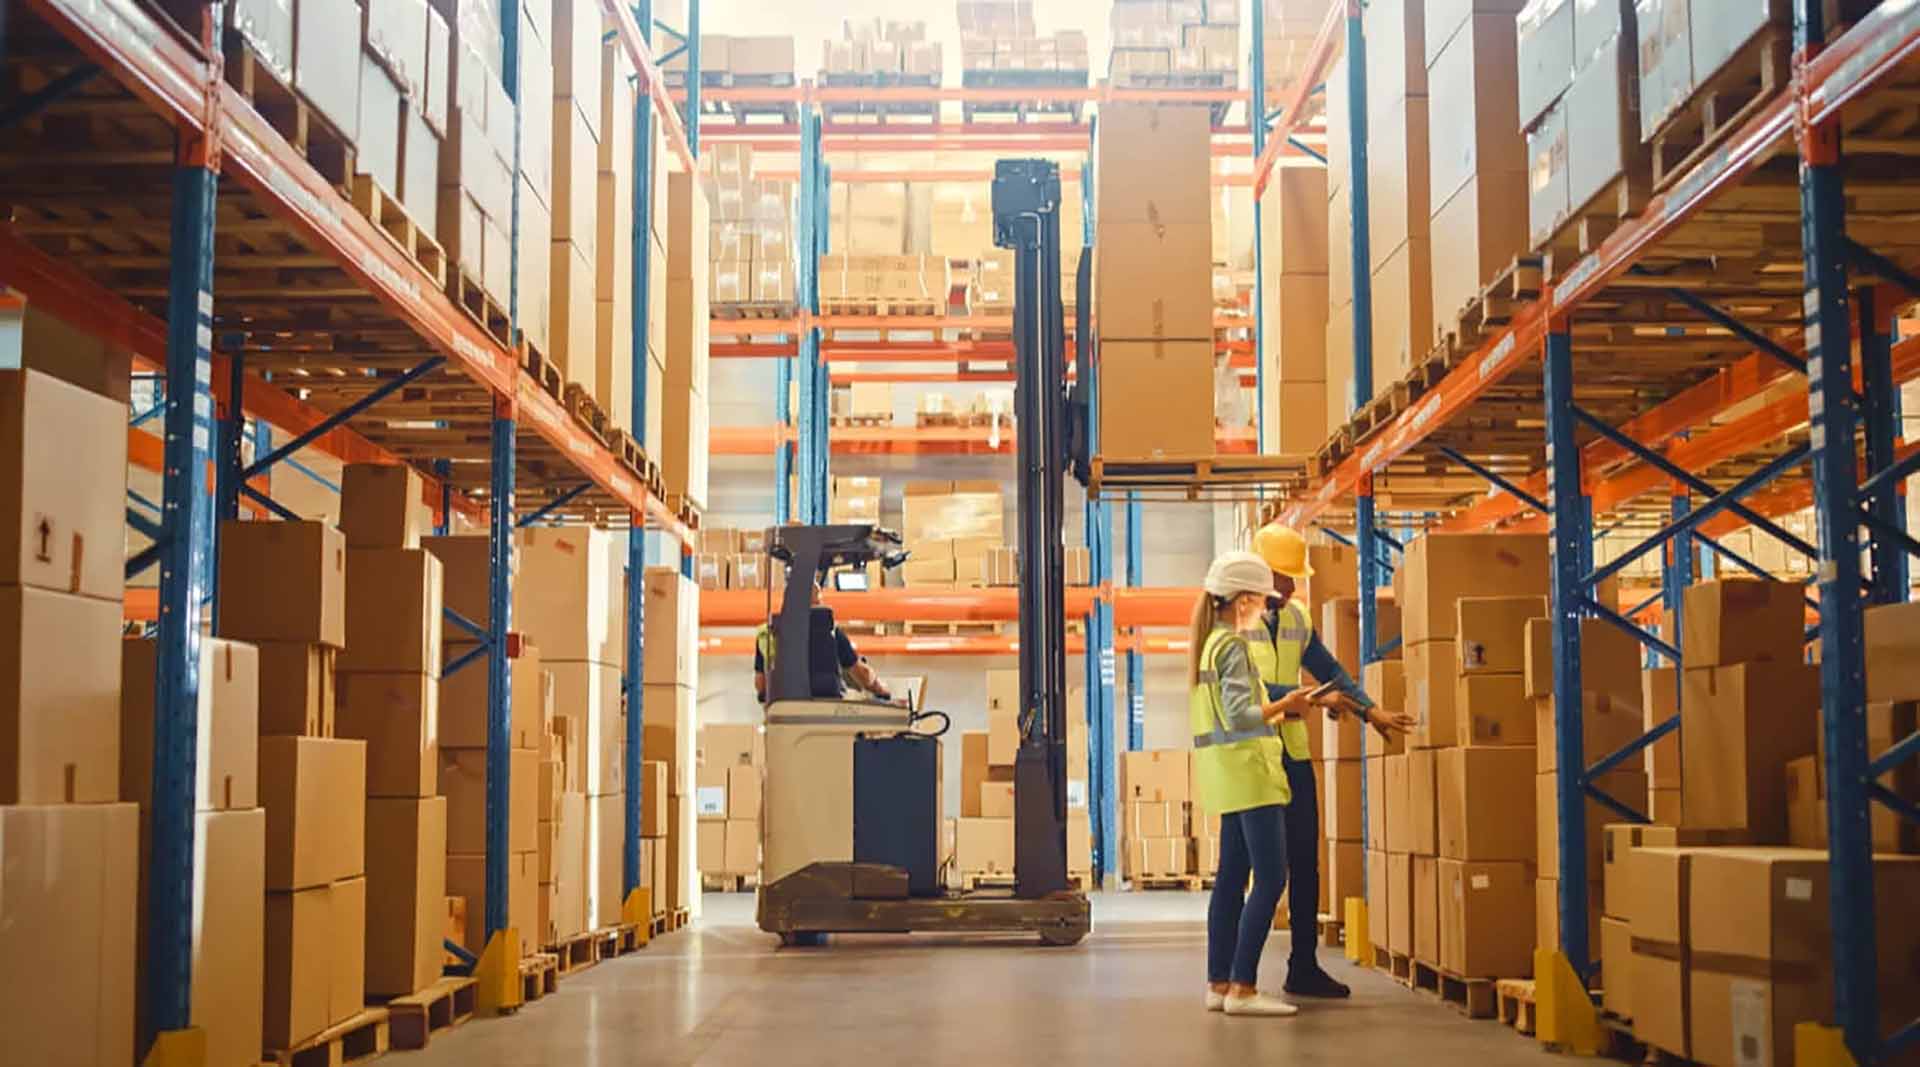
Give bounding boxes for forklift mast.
[992,160,1074,898]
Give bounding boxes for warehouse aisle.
[398,893,1563,1065]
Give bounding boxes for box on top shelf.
[1517,0,1575,128]
[1680,660,1820,838]
[340,547,445,676]
[516,527,624,665]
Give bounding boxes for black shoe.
[1284,966,1352,999]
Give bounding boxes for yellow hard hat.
[1251,522,1315,580]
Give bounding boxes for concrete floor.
[398,891,1564,1066]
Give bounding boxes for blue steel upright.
[487,0,521,940]
[210,353,245,622]
[1858,286,1909,603]
[1124,492,1144,750]
[1797,0,1878,1052]
[1543,328,1593,979]
[624,0,657,899]
[1346,0,1379,873]
[1082,291,1117,882]
[794,106,827,523]
[146,149,220,1042]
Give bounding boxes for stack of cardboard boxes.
[356,0,450,258]
[695,724,764,885]
[1,370,137,1065]
[1362,0,1433,388]
[591,16,666,439]
[900,480,1004,588]
[334,465,449,1000]
[1123,751,1192,882]
[1259,165,1330,453]
[662,34,795,84]
[1311,595,1399,924]
[642,565,702,918]
[818,253,953,308]
[692,526,773,593]
[1107,0,1240,84]
[665,169,713,511]
[821,18,943,81]
[706,143,796,310]
[1261,0,1333,104]
[216,516,370,1055]
[957,0,1090,75]
[539,688,590,948]
[434,0,520,322]
[955,672,1092,883]
[1094,104,1215,460]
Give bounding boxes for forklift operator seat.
[808,605,845,699]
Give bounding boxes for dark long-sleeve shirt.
[1261,612,1376,712]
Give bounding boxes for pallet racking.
[0,0,704,1042]
[1233,1,1920,1059]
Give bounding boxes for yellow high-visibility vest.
[1189,625,1292,819]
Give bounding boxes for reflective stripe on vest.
[1246,600,1313,760]
[1189,627,1291,816]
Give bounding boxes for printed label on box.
[1729,977,1770,1067]
[696,786,726,817]
[1067,780,1087,808]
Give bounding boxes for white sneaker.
[1223,992,1300,1017]
[1206,989,1227,1012]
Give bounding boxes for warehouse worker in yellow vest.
[1191,551,1321,1018]
[1248,522,1416,999]
[753,577,892,704]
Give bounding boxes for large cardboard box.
[1402,534,1550,645]
[1,587,118,804]
[1517,0,1575,127]
[1366,754,1389,847]
[1323,758,1364,843]
[588,792,626,927]
[1093,104,1211,225]
[1094,222,1213,341]
[1438,746,1535,861]
[1426,12,1525,202]
[255,641,337,737]
[1404,638,1457,749]
[439,642,545,751]
[700,723,763,771]
[0,369,127,601]
[956,817,1014,873]
[338,463,426,549]
[1537,690,1646,774]
[639,761,669,837]
[1261,165,1330,275]
[1388,850,1416,955]
[1098,340,1215,459]
[1600,914,1633,1018]
[364,797,447,997]
[444,850,537,955]
[336,671,438,797]
[1369,848,1391,949]
[1680,661,1820,837]
[960,732,1013,818]
[517,527,622,664]
[1385,753,1411,853]
[696,818,726,875]
[1625,845,1695,1058]
[1822,700,1920,852]
[260,736,366,889]
[552,792,588,940]
[642,566,698,686]
[641,682,695,799]
[174,808,264,1067]
[1440,858,1535,978]
[1455,672,1532,746]
[441,746,538,854]
[1364,0,1428,105]
[263,884,331,1048]
[1414,853,1440,962]
[120,636,257,811]
[421,534,497,630]
[1534,875,1602,976]
[556,662,626,796]
[1319,597,1404,679]
[1681,579,1807,668]
[0,803,137,1066]
[1368,237,1433,384]
[723,818,758,874]
[1527,616,1647,703]
[1122,750,1190,804]
[216,520,347,648]
[1455,596,1548,674]
[340,548,444,675]
[1866,599,1920,702]
[1408,747,1439,855]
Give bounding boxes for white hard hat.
[1204,551,1276,601]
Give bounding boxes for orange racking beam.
[1253,0,1347,197]
[710,424,1259,456]
[686,84,1246,106]
[695,631,1195,656]
[601,0,696,173]
[709,312,1253,338]
[698,586,1200,626]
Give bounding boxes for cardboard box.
[0,803,137,1067]
[1785,754,1822,848]
[0,369,127,601]
[1122,750,1190,804]
[588,792,626,926]
[1440,858,1535,978]
[555,662,625,796]
[1680,661,1820,837]
[1385,753,1411,853]
[441,746,538,855]
[255,641,337,737]
[1405,638,1458,748]
[1323,758,1364,843]
[1455,672,1533,746]
[1517,0,1574,127]
[1129,799,1175,838]
[1408,747,1439,855]
[1455,596,1548,674]
[1093,222,1213,341]
[1414,853,1441,962]
[120,636,257,811]
[1093,104,1211,225]
[639,761,669,837]
[363,797,446,997]
[696,818,725,874]
[142,808,263,1067]
[960,732,1013,818]
[1526,615,1648,703]
[1600,913,1633,1018]
[981,780,1016,820]
[1641,667,1682,783]
[551,793,588,941]
[1438,745,1535,862]
[1681,579,1807,668]
[336,671,438,797]
[1826,700,1920,852]
[340,548,444,675]
[642,566,697,686]
[264,884,332,1048]
[517,527,622,665]
[420,534,495,630]
[1536,690,1646,775]
[216,520,347,648]
[956,817,1014,873]
[439,642,546,752]
[1401,534,1550,645]
[1319,596,1405,678]
[1866,599,1920,702]
[726,764,761,820]
[260,736,366,889]
[1426,11,1525,200]
[723,819,758,874]
[444,850,537,956]
[1369,849,1391,949]
[1388,850,1415,955]
[640,682,694,799]
[1537,768,1648,877]
[701,723,763,771]
[339,463,426,549]
[1099,340,1215,459]
[1260,164,1330,275]
[1366,755,1389,848]
[1624,845,1695,1057]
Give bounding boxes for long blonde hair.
[1188,591,1224,687]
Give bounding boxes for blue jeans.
[1281,751,1321,970]
[1207,803,1289,986]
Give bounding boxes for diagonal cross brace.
[1438,445,1549,515]
[1583,442,1809,590]
[243,357,444,480]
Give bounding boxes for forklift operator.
[753,580,892,704]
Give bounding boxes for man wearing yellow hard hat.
[1246,522,1414,998]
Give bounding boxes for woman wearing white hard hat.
[1189,550,1321,1018]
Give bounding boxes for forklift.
[755,160,1094,946]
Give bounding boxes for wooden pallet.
[701,873,761,892]
[1496,978,1537,1035]
[346,173,447,288]
[1372,946,1414,986]
[829,414,893,428]
[266,1007,390,1067]
[821,73,940,120]
[562,382,610,444]
[959,69,1088,123]
[1132,875,1204,891]
[384,976,477,1051]
[1319,916,1344,949]
[901,620,1003,636]
[712,300,799,319]
[518,952,559,1003]
[1533,164,1652,281]
[550,930,599,976]
[1411,959,1499,1019]
[670,907,691,930]
[821,298,946,318]
[449,267,512,348]
[1650,28,1791,193]
[960,872,1018,892]
[523,344,564,400]
[605,427,647,478]
[226,45,355,189]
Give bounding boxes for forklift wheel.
[780,931,827,948]
[1039,928,1087,947]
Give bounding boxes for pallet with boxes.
[956,1,1091,122]
[953,669,1092,888]
[706,143,799,316]
[691,526,776,593]
[695,724,765,889]
[666,34,799,121]
[820,18,944,121]
[1108,0,1241,113]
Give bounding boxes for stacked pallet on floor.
[820,18,943,121]
[696,724,764,890]
[1121,751,1193,888]
[642,564,703,922]
[1604,581,1920,1062]
[216,515,378,1059]
[334,466,456,1015]
[0,371,140,1065]
[955,0,1090,121]
[955,675,1093,890]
